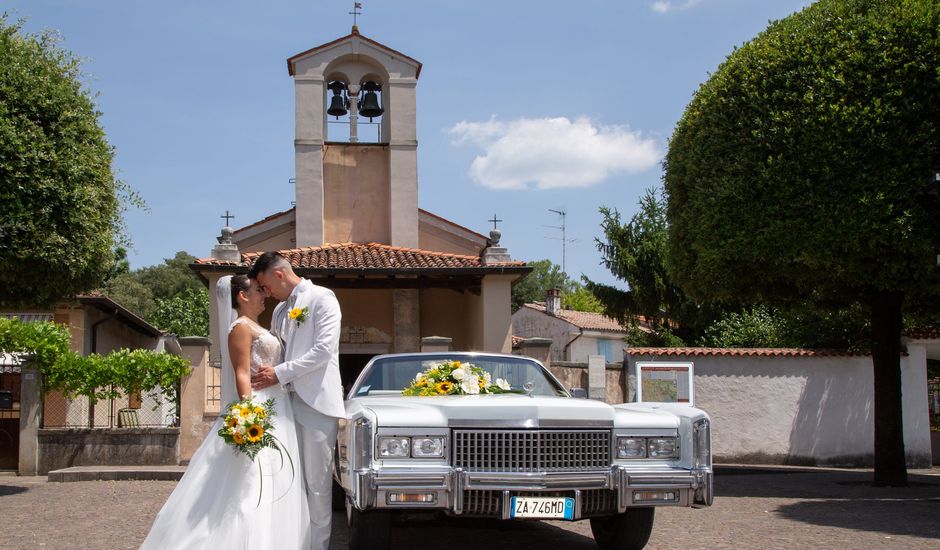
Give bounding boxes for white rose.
[235,424,247,435]
[452,367,467,380]
[496,378,511,391]
[461,375,481,395]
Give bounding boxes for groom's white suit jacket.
[272,279,346,419]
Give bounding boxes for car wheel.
[589,508,655,550]
[347,501,391,550]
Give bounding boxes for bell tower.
[287,27,422,248]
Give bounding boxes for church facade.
[192,27,530,389]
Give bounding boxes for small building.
[512,289,629,364]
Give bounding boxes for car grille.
[461,489,616,517]
[453,429,611,472]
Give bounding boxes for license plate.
[509,496,575,520]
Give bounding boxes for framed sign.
[635,362,694,406]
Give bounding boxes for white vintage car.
[335,352,713,550]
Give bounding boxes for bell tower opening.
[324,74,385,143]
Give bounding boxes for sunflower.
[417,377,429,387]
[452,361,462,368]
[232,432,246,445]
[246,424,264,443]
[253,406,266,418]
[435,381,454,394]
[238,406,251,418]
[478,378,487,389]
[226,416,239,428]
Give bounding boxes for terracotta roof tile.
[523,303,627,333]
[904,327,940,340]
[624,347,871,357]
[194,242,526,270]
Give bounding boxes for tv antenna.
[543,208,578,276]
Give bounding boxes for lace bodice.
[229,318,282,374]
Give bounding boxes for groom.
[249,251,344,550]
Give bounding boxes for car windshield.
[351,355,568,398]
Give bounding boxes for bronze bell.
[358,81,384,120]
[327,82,348,118]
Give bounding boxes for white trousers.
[290,392,339,550]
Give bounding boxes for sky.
[6,0,814,288]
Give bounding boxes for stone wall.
[38,428,179,474]
[549,361,626,404]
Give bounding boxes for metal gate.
[0,364,20,470]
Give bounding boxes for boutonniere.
[288,306,309,325]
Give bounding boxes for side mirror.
[569,387,587,399]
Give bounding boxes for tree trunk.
[869,290,907,487]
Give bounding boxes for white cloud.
[447,116,661,190]
[652,0,702,13]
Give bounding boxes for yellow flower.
[452,361,462,368]
[417,378,428,387]
[435,381,453,394]
[232,432,246,445]
[239,406,251,418]
[253,406,266,418]
[246,424,264,443]
[226,416,238,428]
[478,378,487,389]
[289,307,309,324]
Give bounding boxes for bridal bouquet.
[402,360,519,396]
[218,396,294,506]
[218,397,281,460]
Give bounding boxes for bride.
[141,275,310,549]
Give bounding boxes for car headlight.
[617,437,647,459]
[411,437,445,458]
[648,437,679,459]
[693,418,711,469]
[377,436,410,458]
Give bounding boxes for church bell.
[327,81,348,118]
[357,81,384,120]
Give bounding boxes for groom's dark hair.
[247,251,290,279]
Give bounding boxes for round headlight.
[412,437,444,458]
[378,436,410,458]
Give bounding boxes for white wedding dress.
[141,316,310,549]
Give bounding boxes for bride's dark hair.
[230,275,251,309]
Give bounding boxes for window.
[597,339,613,362]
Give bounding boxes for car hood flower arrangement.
[402,360,519,396]
[217,396,294,505]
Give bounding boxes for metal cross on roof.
[488,214,503,230]
[350,2,362,27]
[221,210,235,226]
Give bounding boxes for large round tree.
[0,18,124,307]
[664,0,939,486]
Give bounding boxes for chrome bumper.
[347,466,713,518]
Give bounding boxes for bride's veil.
[215,275,238,405]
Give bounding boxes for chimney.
[546,288,561,316]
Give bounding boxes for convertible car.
[335,352,713,550]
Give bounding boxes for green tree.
[511,259,576,312]
[664,0,940,486]
[148,287,209,337]
[134,251,203,301]
[562,286,604,314]
[105,272,156,318]
[0,18,135,307]
[585,188,719,345]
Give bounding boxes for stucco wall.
[626,353,932,467]
[511,308,576,362]
[420,288,469,350]
[323,144,391,245]
[568,331,625,364]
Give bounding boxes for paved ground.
[1,466,938,549]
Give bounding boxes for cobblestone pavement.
[1,466,938,549]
